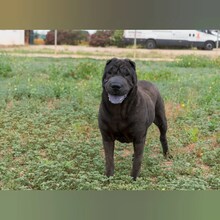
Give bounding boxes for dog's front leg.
[103,140,115,177]
[131,140,145,180]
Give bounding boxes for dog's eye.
[124,72,130,77]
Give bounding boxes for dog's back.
[138,80,161,105]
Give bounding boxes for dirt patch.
[209,136,219,148]
[162,161,173,170]
[165,102,184,121]
[150,177,158,183]
[199,163,211,175]
[14,157,25,166]
[6,100,14,110]
[122,148,133,157]
[39,149,47,158]
[20,134,28,147]
[174,135,219,159]
[174,143,196,157]
[99,149,104,158]
[47,99,60,110]
[99,146,133,159]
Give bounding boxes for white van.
[123,30,219,50]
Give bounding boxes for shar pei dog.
[98,58,171,180]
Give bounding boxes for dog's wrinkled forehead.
[105,58,136,73]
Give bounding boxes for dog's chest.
[111,120,134,143]
[114,132,132,143]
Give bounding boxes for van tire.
[146,39,156,49]
[204,41,214,50]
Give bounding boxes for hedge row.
[45,30,127,47]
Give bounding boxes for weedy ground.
[0,54,219,190]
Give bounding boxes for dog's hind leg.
[154,99,172,158]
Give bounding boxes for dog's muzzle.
[105,76,129,104]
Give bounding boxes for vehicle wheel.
[146,40,156,49]
[204,41,214,50]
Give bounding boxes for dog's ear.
[106,58,117,66]
[125,59,136,71]
[125,59,137,85]
[103,58,117,86]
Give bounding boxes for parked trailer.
[124,30,219,50]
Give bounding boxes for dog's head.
[102,58,137,104]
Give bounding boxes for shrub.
[34,38,45,45]
[45,30,89,45]
[45,31,55,45]
[89,30,113,47]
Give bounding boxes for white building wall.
[0,30,25,45]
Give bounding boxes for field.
[0,53,219,190]
[2,45,220,60]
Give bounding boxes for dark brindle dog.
[98,58,171,180]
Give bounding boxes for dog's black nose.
[111,83,122,90]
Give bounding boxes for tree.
[111,30,126,47]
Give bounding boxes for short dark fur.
[98,58,171,180]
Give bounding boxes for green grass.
[0,54,219,190]
[172,55,220,68]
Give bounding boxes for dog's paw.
[163,151,173,160]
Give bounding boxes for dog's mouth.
[108,94,127,104]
